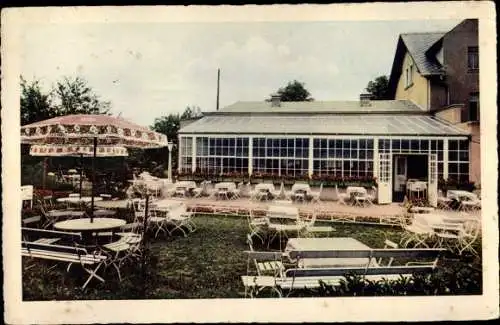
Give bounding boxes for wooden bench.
[22,227,82,245]
[21,241,108,289]
[241,247,445,297]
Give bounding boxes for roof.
[400,33,445,76]
[387,32,446,98]
[212,99,424,114]
[179,114,469,136]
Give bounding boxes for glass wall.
[195,137,249,174]
[252,138,309,176]
[447,139,470,183]
[313,138,374,177]
[181,135,469,182]
[179,137,193,173]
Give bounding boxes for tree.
[365,75,390,100]
[181,105,202,120]
[151,114,181,144]
[54,76,111,115]
[267,80,314,102]
[20,77,55,125]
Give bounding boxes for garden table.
[54,217,126,242]
[285,237,372,268]
[95,200,130,209]
[57,196,103,204]
[151,199,184,211]
[214,182,237,200]
[266,204,299,220]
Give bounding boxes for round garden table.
[53,217,126,242]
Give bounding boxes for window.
[467,46,479,71]
[313,138,374,178]
[468,93,480,122]
[405,62,414,88]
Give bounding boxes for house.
[177,96,469,205]
[387,19,480,186]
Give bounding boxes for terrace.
[22,180,482,300]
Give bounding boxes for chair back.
[246,234,254,251]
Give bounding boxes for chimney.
[271,93,281,107]
[359,93,372,107]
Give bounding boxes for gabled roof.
[387,32,446,98]
[400,32,445,75]
[208,99,424,114]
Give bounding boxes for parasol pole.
[91,137,97,223]
[79,153,83,198]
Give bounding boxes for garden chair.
[400,216,434,248]
[247,210,269,244]
[309,183,323,204]
[246,234,285,277]
[335,185,348,205]
[437,190,453,210]
[376,239,399,267]
[366,186,377,205]
[459,196,481,213]
[166,204,196,237]
[457,219,481,256]
[101,240,131,282]
[193,180,210,198]
[231,182,244,200]
[270,182,284,200]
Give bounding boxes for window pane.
[449,151,458,161]
[449,140,458,151]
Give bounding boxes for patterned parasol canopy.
[21,114,168,148]
[29,144,129,157]
[21,114,168,222]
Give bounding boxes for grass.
[22,214,482,300]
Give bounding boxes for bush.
[317,263,482,296]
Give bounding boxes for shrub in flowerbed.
[316,259,482,296]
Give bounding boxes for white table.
[214,182,237,199]
[95,199,129,209]
[151,199,184,211]
[447,190,478,201]
[267,205,299,220]
[285,237,372,268]
[54,217,126,242]
[57,196,103,204]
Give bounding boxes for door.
[378,153,392,204]
[427,153,438,207]
[394,156,407,200]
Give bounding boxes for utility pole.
[216,68,220,111]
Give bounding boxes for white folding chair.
[335,185,348,205]
[247,210,268,244]
[309,183,323,204]
[246,234,284,277]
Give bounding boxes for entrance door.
[378,153,392,204]
[428,153,438,207]
[393,156,407,202]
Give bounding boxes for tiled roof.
[400,32,445,76]
[215,99,424,114]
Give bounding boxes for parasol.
[21,114,168,222]
[29,144,129,197]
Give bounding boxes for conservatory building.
[178,97,470,204]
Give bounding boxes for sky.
[20,19,462,127]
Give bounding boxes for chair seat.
[257,261,284,274]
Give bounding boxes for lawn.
[22,214,482,300]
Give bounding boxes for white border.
[2,2,498,323]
